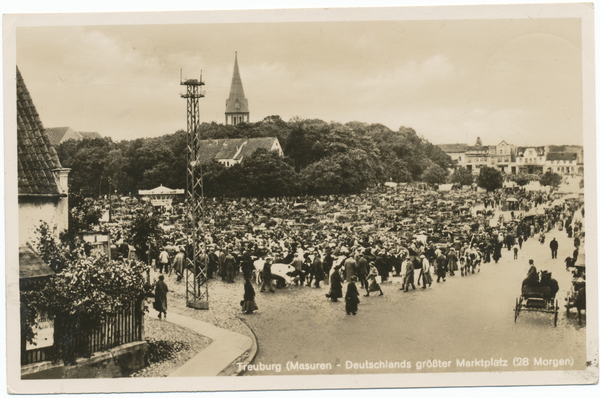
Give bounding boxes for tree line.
[55,116,454,198]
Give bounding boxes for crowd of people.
[104,183,584,317]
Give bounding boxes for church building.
[225,52,249,125]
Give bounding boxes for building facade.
[17,67,70,246]
[439,140,583,176]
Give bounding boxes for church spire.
[225,52,249,125]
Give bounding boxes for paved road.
[242,225,588,376]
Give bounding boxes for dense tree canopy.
[451,166,474,186]
[55,116,454,198]
[540,170,562,188]
[477,166,504,192]
[422,164,448,185]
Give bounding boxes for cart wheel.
[554,299,559,327]
[514,297,520,322]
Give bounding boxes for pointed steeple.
[225,52,249,125]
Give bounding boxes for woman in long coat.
[154,275,168,320]
[242,278,258,314]
[345,277,360,315]
[327,266,343,302]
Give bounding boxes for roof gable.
[438,143,468,153]
[197,137,281,165]
[17,67,62,196]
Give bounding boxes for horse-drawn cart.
[514,285,559,327]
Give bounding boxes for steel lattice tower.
[180,71,208,310]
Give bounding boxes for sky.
[14,9,586,147]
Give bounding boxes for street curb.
[218,315,259,376]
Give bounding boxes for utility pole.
[108,177,112,223]
[180,70,208,310]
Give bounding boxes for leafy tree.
[477,166,504,192]
[21,253,151,362]
[67,191,103,237]
[451,166,474,186]
[540,170,562,187]
[127,207,161,263]
[239,148,299,197]
[422,164,448,185]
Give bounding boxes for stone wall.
[21,341,148,379]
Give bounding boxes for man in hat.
[420,254,432,289]
[171,247,185,282]
[312,251,324,288]
[550,237,559,259]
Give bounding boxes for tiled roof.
[197,137,279,165]
[45,126,71,146]
[17,67,63,196]
[20,244,54,279]
[438,143,469,153]
[547,152,577,161]
[516,146,545,156]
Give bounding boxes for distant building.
[225,52,249,126]
[514,146,546,174]
[439,139,583,176]
[438,143,469,167]
[197,137,284,167]
[45,126,102,147]
[17,67,70,246]
[138,185,184,207]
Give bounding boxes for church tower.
[225,52,249,125]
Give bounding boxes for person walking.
[170,247,185,282]
[550,238,559,259]
[356,252,368,290]
[401,257,416,292]
[345,276,360,315]
[242,277,258,314]
[225,249,236,283]
[326,265,343,302]
[312,251,324,288]
[420,254,432,289]
[365,262,384,297]
[260,257,275,293]
[158,247,170,274]
[436,252,447,282]
[513,246,519,260]
[154,275,168,320]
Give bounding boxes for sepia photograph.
[3,1,598,395]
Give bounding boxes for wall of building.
[19,197,66,245]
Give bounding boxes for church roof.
[225,53,249,114]
[17,67,63,196]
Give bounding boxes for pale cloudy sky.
[15,12,584,146]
